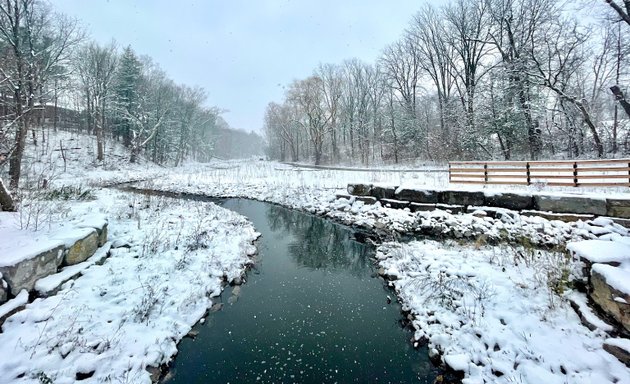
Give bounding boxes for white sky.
[54,0,440,133]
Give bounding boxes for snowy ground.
[376,240,628,384]
[0,189,259,383]
[1,130,629,383]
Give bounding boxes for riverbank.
[0,189,259,383]
[134,161,630,383]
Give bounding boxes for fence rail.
[448,159,630,187]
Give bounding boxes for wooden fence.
[449,159,630,187]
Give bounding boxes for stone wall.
[0,220,108,306]
[344,183,629,221]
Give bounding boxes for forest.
[0,0,263,189]
[264,0,630,165]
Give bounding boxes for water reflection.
[164,199,436,384]
[266,204,371,274]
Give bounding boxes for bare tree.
[604,0,630,25]
[409,5,458,147]
[75,41,117,161]
[444,0,492,148]
[0,0,81,187]
[288,77,332,165]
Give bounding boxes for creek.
[163,198,438,383]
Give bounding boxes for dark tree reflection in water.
[266,204,370,274]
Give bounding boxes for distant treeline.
[0,0,262,188]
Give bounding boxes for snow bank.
[0,191,259,383]
[376,240,629,384]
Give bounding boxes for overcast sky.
[54,1,436,133]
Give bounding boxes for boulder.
[77,217,109,247]
[535,195,607,216]
[64,230,99,266]
[610,217,630,229]
[395,188,439,204]
[381,198,410,209]
[371,185,397,200]
[441,190,485,207]
[603,338,630,367]
[607,199,630,219]
[0,244,64,293]
[436,204,465,215]
[521,210,595,223]
[590,264,630,333]
[347,183,372,196]
[335,193,352,200]
[356,196,377,205]
[409,203,436,212]
[97,223,108,247]
[484,192,534,211]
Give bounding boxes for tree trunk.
[96,111,104,161]
[611,85,630,119]
[0,178,15,211]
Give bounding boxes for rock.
[0,277,7,303]
[371,185,397,200]
[395,188,439,203]
[607,199,630,219]
[609,217,630,229]
[441,190,485,207]
[604,339,630,367]
[64,230,99,266]
[356,196,377,205]
[484,192,534,211]
[347,183,372,196]
[535,195,607,216]
[111,238,131,249]
[97,223,108,246]
[186,329,199,339]
[470,210,487,218]
[590,264,630,333]
[436,204,465,215]
[0,245,64,293]
[567,292,614,333]
[335,193,352,200]
[409,203,436,212]
[147,365,162,383]
[209,303,223,312]
[521,210,595,223]
[232,286,241,296]
[496,210,518,224]
[381,198,410,209]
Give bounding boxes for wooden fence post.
[526,162,531,185]
[448,162,451,183]
[484,163,488,184]
[573,162,578,187]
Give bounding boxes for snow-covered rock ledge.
[0,216,108,305]
[347,183,630,222]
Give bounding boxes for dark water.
[165,199,437,383]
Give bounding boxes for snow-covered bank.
[375,240,629,384]
[139,163,623,248]
[0,190,259,383]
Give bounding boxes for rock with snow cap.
[590,264,630,333]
